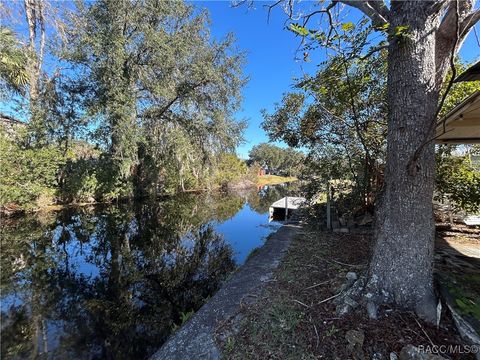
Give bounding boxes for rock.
[399,345,447,360]
[335,272,358,297]
[346,271,358,284]
[366,301,378,320]
[335,276,366,316]
[333,291,345,304]
[390,353,398,360]
[344,296,359,308]
[346,329,366,360]
[336,303,352,316]
[372,353,384,360]
[436,301,442,328]
[346,329,365,346]
[348,277,366,299]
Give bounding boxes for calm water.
[0,184,299,360]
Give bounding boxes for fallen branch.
[302,264,321,269]
[413,316,435,348]
[313,323,320,349]
[317,292,342,305]
[292,299,310,308]
[304,279,332,290]
[314,255,364,268]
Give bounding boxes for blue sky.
[198,1,480,159]
[199,1,320,158]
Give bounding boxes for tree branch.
[427,1,450,16]
[436,0,477,83]
[438,0,474,38]
[367,1,390,22]
[460,8,480,36]
[336,0,388,27]
[360,43,388,60]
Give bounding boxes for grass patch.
[443,273,480,324]
[257,175,297,186]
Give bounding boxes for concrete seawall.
[150,223,302,360]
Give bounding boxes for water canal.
[1,183,300,359]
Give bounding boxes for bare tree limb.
[438,0,474,38]
[360,43,388,60]
[37,0,46,75]
[460,8,480,36]
[337,0,388,26]
[367,0,390,22]
[265,0,283,23]
[427,0,450,16]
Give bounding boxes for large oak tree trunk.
[367,3,442,322]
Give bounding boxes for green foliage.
[266,16,478,216]
[1,0,248,210]
[440,62,480,118]
[392,25,410,39]
[436,147,480,213]
[455,298,480,319]
[444,274,480,322]
[289,23,309,36]
[61,158,99,202]
[58,0,246,200]
[374,23,390,32]
[0,27,29,96]
[325,324,340,337]
[214,153,248,187]
[262,23,387,211]
[0,130,65,209]
[180,310,195,325]
[341,22,355,32]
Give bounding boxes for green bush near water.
[0,131,65,209]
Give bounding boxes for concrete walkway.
[150,223,302,360]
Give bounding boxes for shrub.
[436,150,480,213]
[0,130,65,209]
[213,153,248,187]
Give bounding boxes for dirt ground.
[216,221,479,360]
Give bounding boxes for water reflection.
[1,184,299,359]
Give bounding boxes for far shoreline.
[0,177,299,217]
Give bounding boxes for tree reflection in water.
[0,185,299,359]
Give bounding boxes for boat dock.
[269,196,306,221]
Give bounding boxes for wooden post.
[285,196,288,220]
[326,181,331,230]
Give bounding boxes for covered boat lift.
[269,196,306,221]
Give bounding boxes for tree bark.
[24,0,45,106]
[367,2,441,322]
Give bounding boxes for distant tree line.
[248,143,305,177]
